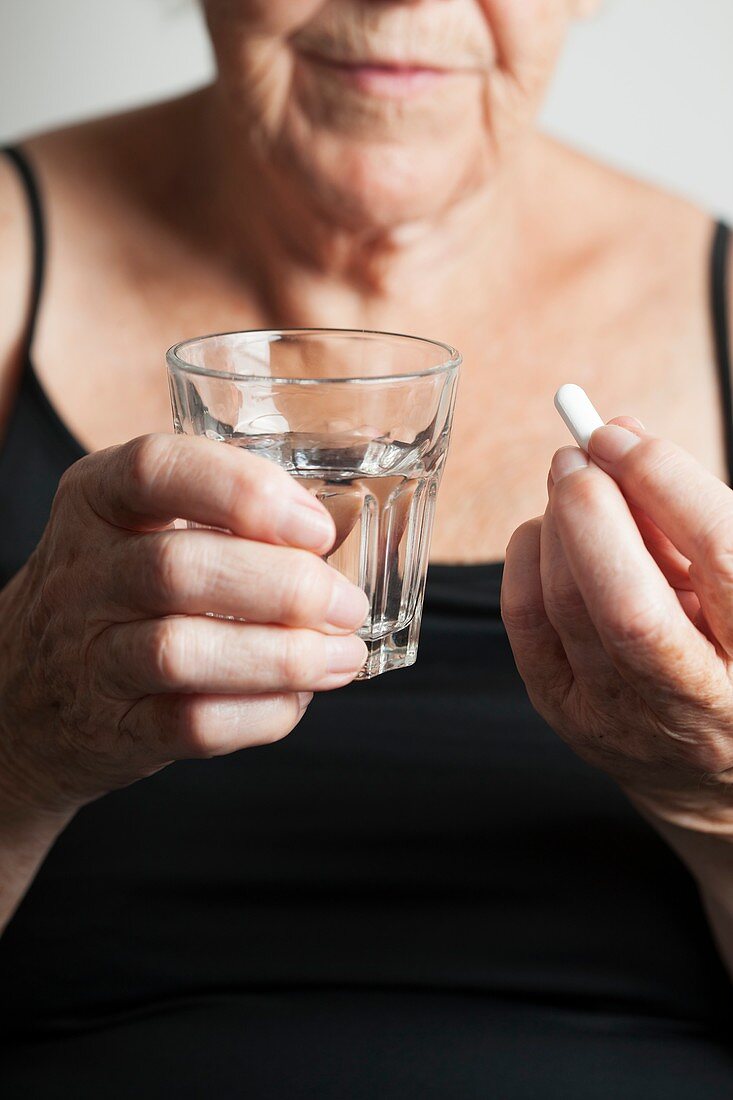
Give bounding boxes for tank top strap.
[711,221,733,486]
[0,145,84,482]
[1,145,46,361]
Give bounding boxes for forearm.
[0,572,74,930]
[0,691,73,931]
[635,805,733,982]
[0,799,73,933]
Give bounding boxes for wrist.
[0,768,75,934]
[0,711,80,835]
[0,776,77,844]
[622,779,733,839]
[626,789,733,903]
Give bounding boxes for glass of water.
[167,329,461,679]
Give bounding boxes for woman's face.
[203,1,584,230]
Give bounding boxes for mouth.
[297,50,479,99]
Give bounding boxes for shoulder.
[0,112,136,438]
[528,136,714,306]
[0,93,203,441]
[0,124,100,438]
[524,135,719,371]
[525,136,731,476]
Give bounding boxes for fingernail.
[297,691,314,711]
[589,424,642,463]
[277,500,335,552]
[325,634,368,674]
[326,574,370,630]
[551,446,588,483]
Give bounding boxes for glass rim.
[166,327,462,385]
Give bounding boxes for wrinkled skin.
[202,0,593,231]
[1,0,602,817]
[0,435,368,815]
[502,418,733,836]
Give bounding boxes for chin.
[281,130,490,234]
[269,62,493,234]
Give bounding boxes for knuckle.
[149,618,191,690]
[57,457,85,496]
[525,680,566,726]
[229,462,281,527]
[174,696,217,758]
[698,517,733,585]
[544,574,587,624]
[253,696,302,746]
[691,734,733,778]
[280,552,330,623]
[552,470,597,513]
[176,693,300,758]
[500,597,548,635]
[87,624,128,696]
[505,518,541,559]
[519,516,543,538]
[149,534,187,604]
[124,434,170,495]
[52,456,93,520]
[278,630,320,686]
[606,601,669,654]
[635,437,679,487]
[696,743,729,777]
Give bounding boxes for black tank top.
[1,146,733,1099]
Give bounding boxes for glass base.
[355,608,423,679]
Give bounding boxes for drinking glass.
[167,329,461,678]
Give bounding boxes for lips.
[297,50,471,98]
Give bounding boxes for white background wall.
[1,0,731,219]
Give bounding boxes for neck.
[188,84,531,336]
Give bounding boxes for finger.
[501,517,574,720]
[550,439,697,621]
[549,447,723,708]
[552,418,693,591]
[587,421,733,654]
[115,529,369,633]
[540,498,621,703]
[676,587,702,622]
[73,433,336,553]
[627,504,694,591]
[120,691,314,762]
[95,616,368,697]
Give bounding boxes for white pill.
[553,384,605,452]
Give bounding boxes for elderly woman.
[0,0,732,1094]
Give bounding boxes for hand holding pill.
[501,385,733,834]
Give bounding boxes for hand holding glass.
[167,329,461,679]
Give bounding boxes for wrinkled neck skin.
[191,80,531,334]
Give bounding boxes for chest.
[26,242,730,565]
